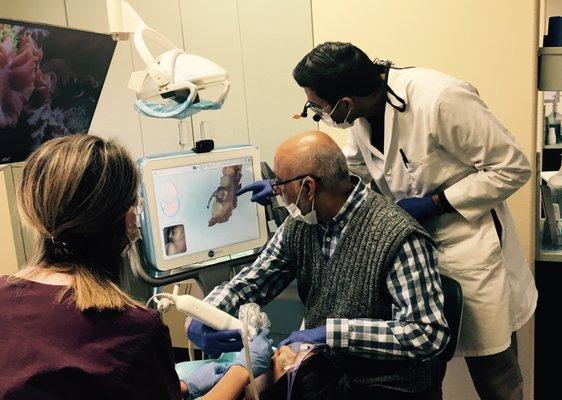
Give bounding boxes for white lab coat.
[345,68,537,357]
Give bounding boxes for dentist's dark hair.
[293,42,385,106]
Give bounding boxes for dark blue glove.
[233,328,274,377]
[278,325,326,347]
[187,319,243,355]
[186,362,230,398]
[236,179,275,206]
[396,195,443,222]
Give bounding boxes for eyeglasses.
[271,174,321,188]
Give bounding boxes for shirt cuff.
[326,318,350,349]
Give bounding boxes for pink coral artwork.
[0,20,115,164]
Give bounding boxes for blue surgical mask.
[134,97,224,120]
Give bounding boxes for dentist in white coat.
[292,42,537,400]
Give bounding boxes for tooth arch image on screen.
[160,181,180,217]
[207,165,242,226]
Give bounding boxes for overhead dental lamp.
[106,0,230,120]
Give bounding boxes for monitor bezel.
[138,146,268,271]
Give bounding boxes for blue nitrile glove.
[278,325,326,347]
[186,362,230,398]
[396,195,443,222]
[233,328,274,377]
[187,319,243,355]
[236,179,275,206]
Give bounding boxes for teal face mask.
[134,97,224,120]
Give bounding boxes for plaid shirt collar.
[329,175,369,226]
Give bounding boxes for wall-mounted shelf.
[538,248,562,262]
[544,144,562,149]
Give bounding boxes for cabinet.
[0,166,24,275]
[535,3,562,398]
[535,147,562,400]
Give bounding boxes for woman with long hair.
[0,135,181,399]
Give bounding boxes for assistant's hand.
[233,328,274,377]
[278,325,326,347]
[187,318,243,355]
[186,362,230,398]
[236,179,275,206]
[396,195,443,222]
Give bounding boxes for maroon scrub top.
[0,275,181,400]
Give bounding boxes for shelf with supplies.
[544,144,562,149]
[538,247,562,262]
[538,214,562,262]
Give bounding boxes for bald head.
[274,131,349,189]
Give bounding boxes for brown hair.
[16,134,140,311]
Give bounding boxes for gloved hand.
[186,362,230,398]
[396,195,443,222]
[236,179,276,206]
[278,325,326,347]
[187,319,243,355]
[233,328,274,377]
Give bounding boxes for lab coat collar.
[386,68,409,111]
[371,69,409,159]
[358,99,396,160]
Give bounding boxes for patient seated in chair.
[176,330,348,400]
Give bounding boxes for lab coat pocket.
[429,212,503,274]
[405,147,466,196]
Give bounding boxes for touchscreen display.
[152,156,260,259]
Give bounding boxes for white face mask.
[285,179,318,225]
[320,99,353,129]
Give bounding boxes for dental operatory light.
[106,0,230,119]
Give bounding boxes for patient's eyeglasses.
[272,174,321,188]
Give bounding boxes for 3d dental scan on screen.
[138,146,268,271]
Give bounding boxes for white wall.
[311,1,539,398]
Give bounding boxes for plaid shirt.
[206,178,449,359]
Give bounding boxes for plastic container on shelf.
[548,127,557,145]
[548,155,562,207]
[546,107,562,143]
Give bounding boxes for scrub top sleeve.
[434,85,531,221]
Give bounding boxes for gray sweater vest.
[284,191,435,392]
